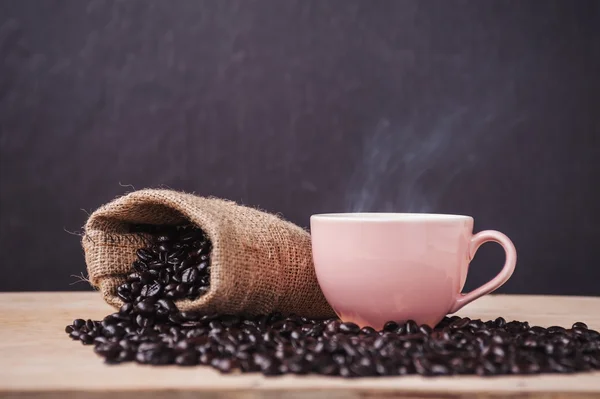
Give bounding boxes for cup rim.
[311,212,473,222]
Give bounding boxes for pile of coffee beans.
[66,226,600,377]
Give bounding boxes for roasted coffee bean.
[339,322,360,334]
[175,351,197,366]
[157,298,177,313]
[117,350,135,362]
[94,343,120,358]
[213,358,239,373]
[181,268,198,284]
[147,269,160,278]
[383,321,399,332]
[136,298,156,314]
[290,330,302,340]
[80,333,95,345]
[157,274,171,290]
[468,319,484,330]
[197,261,209,273]
[103,324,125,338]
[136,314,154,328]
[476,360,498,375]
[325,320,341,334]
[450,317,471,330]
[165,283,178,292]
[141,283,162,298]
[332,353,346,365]
[119,303,133,314]
[530,326,545,335]
[287,359,309,374]
[93,336,109,344]
[584,354,600,368]
[178,258,194,269]
[131,261,145,273]
[419,325,433,335]
[136,249,153,262]
[573,322,588,330]
[360,326,376,335]
[548,326,567,334]
[130,281,143,293]
[572,328,587,336]
[339,366,354,378]
[116,286,131,302]
[394,324,406,335]
[147,261,165,270]
[149,350,174,365]
[85,319,95,330]
[350,356,376,376]
[404,320,419,334]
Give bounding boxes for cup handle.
[449,230,517,314]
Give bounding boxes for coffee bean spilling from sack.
[66,226,600,377]
[115,226,211,304]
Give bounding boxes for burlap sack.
[83,189,335,318]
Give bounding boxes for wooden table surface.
[1,292,599,399]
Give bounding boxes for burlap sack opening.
[83,189,335,318]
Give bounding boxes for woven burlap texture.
[82,189,334,318]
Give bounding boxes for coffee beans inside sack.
[70,189,600,377]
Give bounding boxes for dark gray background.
[1,0,599,295]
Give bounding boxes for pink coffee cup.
[310,213,517,329]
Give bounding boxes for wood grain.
[1,293,599,399]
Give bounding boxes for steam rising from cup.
[346,103,516,213]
